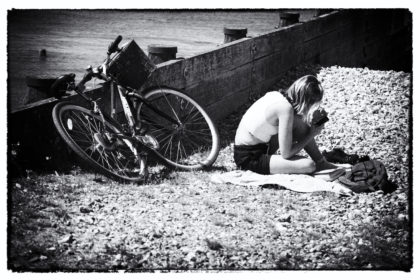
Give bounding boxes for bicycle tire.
[52,102,147,182]
[136,87,220,170]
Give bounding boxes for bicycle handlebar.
[107,35,122,55]
[52,35,123,99]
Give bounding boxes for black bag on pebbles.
[338,160,397,193]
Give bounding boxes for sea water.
[7,9,315,109]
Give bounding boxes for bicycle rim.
[52,103,147,182]
[137,88,220,170]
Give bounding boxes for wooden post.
[223,28,248,43]
[147,44,178,64]
[40,49,47,59]
[278,12,300,27]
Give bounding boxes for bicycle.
[50,35,220,182]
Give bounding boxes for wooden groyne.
[9,9,412,171]
[143,9,411,120]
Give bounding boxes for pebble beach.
[8,64,412,271]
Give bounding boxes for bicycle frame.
[73,76,179,141]
[107,81,183,136]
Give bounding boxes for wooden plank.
[142,39,254,94]
[319,40,366,67]
[363,36,392,63]
[319,26,366,66]
[206,88,250,121]
[301,10,355,42]
[142,59,187,91]
[183,63,252,107]
[251,47,303,85]
[186,31,305,112]
[363,10,400,42]
[182,39,253,85]
[10,83,110,115]
[252,23,305,60]
[302,19,365,62]
[251,10,356,61]
[145,10,355,95]
[186,48,297,112]
[206,75,286,122]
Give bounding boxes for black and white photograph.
[3,0,416,275]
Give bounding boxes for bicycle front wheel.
[52,102,147,182]
[136,87,220,170]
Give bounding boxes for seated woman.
[234,75,337,175]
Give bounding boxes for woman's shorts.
[233,143,271,175]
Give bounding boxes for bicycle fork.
[117,85,137,129]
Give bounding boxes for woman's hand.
[309,123,324,137]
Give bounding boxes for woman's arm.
[276,106,322,159]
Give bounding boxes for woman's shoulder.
[265,90,281,97]
[266,92,294,116]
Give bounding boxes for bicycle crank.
[135,134,160,150]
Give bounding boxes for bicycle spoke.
[161,94,182,123]
[179,133,204,151]
[136,88,219,169]
[179,104,196,122]
[71,111,96,136]
[179,140,189,160]
[68,128,93,141]
[105,151,123,175]
[182,135,211,155]
[176,141,181,165]
[162,134,175,157]
[54,104,146,181]
[95,148,107,168]
[109,152,128,176]
[90,116,103,133]
[145,126,168,139]
[185,127,212,137]
[70,121,94,140]
[98,148,113,171]
[182,109,202,123]
[157,131,177,145]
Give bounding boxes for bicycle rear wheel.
[136,87,220,170]
[52,102,147,182]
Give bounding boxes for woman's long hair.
[285,75,324,124]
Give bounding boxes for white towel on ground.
[210,169,354,196]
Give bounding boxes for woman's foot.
[315,158,338,171]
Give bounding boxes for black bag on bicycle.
[107,40,156,90]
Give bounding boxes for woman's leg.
[293,116,338,171]
[291,116,323,161]
[269,154,316,174]
[269,116,337,173]
[267,118,317,174]
[269,116,324,160]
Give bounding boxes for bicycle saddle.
[50,73,75,99]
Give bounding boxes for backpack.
[338,160,396,193]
